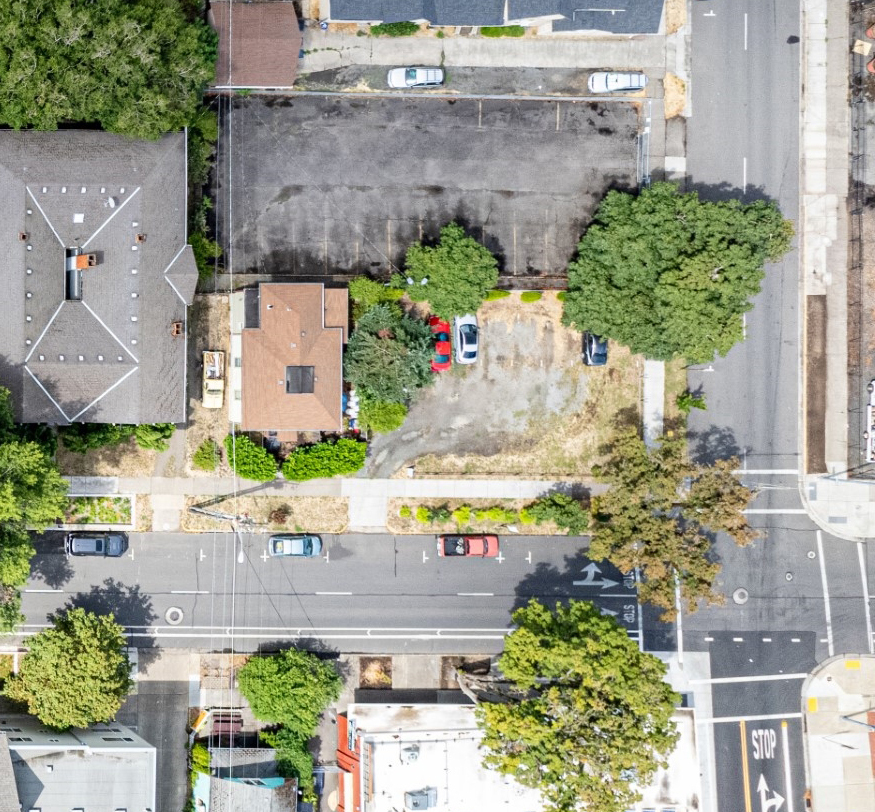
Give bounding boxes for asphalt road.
[684,2,874,810]
[23,533,644,654]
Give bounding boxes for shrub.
[518,507,535,525]
[133,423,175,451]
[436,29,445,38]
[475,509,489,522]
[452,505,471,525]
[480,25,525,37]
[282,438,367,481]
[359,400,407,434]
[224,435,277,482]
[399,505,412,518]
[415,507,431,524]
[190,743,210,775]
[60,423,133,453]
[190,230,222,283]
[526,494,589,535]
[676,390,707,415]
[520,291,543,303]
[193,439,220,471]
[371,21,419,36]
[431,504,452,523]
[484,289,511,301]
[556,291,567,301]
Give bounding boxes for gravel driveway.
[366,294,596,478]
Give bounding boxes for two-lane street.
[23,533,641,653]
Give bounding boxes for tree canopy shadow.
[688,424,744,466]
[29,532,73,589]
[64,578,159,673]
[512,548,676,654]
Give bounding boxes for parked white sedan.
[453,314,479,365]
[587,71,648,94]
[387,67,445,88]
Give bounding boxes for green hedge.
[282,438,367,481]
[484,289,511,301]
[224,435,277,482]
[480,25,525,37]
[371,21,419,36]
[520,291,543,303]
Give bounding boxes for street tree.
[475,599,680,812]
[394,222,499,319]
[589,427,758,618]
[4,608,133,729]
[0,0,217,139]
[344,303,433,403]
[237,649,341,793]
[562,183,794,362]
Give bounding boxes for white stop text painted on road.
[751,728,777,760]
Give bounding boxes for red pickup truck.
[437,534,500,558]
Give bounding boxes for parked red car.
[429,316,452,373]
[437,534,500,558]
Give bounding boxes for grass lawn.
[65,495,132,525]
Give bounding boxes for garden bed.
[386,497,572,536]
[181,496,348,533]
[64,495,133,526]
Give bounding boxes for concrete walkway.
[803,655,875,812]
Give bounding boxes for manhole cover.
[165,607,184,625]
[732,588,749,605]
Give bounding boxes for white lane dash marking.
[744,509,808,515]
[816,531,834,656]
[744,12,748,50]
[732,637,744,642]
[733,469,799,475]
[24,589,63,593]
[743,156,747,191]
[762,637,772,642]
[171,590,209,595]
[315,591,352,596]
[457,593,495,597]
[858,541,874,654]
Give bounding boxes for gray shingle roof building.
[0,131,198,425]
[328,0,664,33]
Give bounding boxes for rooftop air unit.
[404,788,437,810]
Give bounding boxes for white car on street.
[387,67,445,89]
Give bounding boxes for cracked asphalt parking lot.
[217,94,642,280]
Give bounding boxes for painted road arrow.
[573,562,619,590]
[756,774,785,812]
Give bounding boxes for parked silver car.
[453,314,479,365]
[65,532,128,557]
[587,71,648,94]
[387,67,445,88]
[268,534,323,557]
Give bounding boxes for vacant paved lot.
[218,94,641,280]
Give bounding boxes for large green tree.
[237,649,341,793]
[344,303,433,403]
[0,0,216,138]
[4,608,133,729]
[394,222,499,319]
[0,440,68,531]
[590,427,758,618]
[476,600,679,812]
[562,183,794,362]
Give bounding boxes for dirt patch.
[372,293,641,478]
[663,73,686,119]
[186,295,233,477]
[135,495,153,532]
[359,656,392,689]
[664,0,686,34]
[181,495,348,532]
[440,656,492,689]
[57,437,157,477]
[806,295,827,474]
[387,498,574,536]
[663,356,688,429]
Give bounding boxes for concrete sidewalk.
[803,655,875,812]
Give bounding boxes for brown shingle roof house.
[210,0,303,89]
[240,283,347,433]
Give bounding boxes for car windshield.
[435,331,449,341]
[435,353,450,363]
[406,68,417,81]
[461,325,477,342]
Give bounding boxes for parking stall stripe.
[740,720,753,812]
